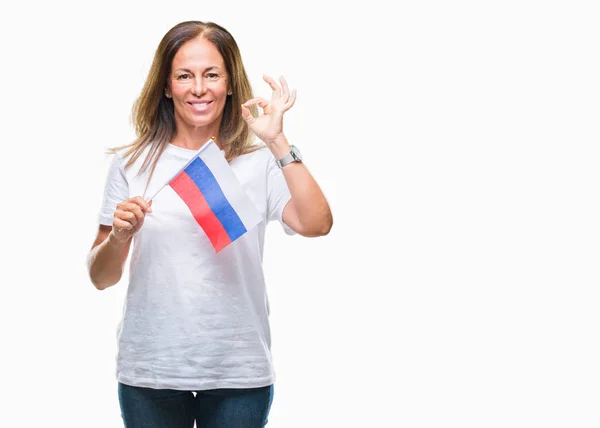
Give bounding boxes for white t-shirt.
[98,143,294,391]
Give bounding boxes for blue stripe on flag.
[184,157,247,241]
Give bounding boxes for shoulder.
[104,148,127,173]
[109,145,155,174]
[107,146,133,165]
[232,145,276,168]
[229,146,280,186]
[234,146,275,166]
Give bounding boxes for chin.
[186,116,218,128]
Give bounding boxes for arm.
[87,225,132,290]
[241,75,333,237]
[270,136,333,237]
[87,197,152,290]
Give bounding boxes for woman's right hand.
[111,196,153,243]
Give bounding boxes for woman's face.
[168,36,229,134]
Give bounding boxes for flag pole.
[144,138,215,202]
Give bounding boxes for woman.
[87,20,332,428]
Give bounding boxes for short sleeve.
[266,158,296,235]
[98,153,129,226]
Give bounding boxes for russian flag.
[167,139,262,252]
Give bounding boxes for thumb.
[144,199,153,213]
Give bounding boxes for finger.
[139,199,153,214]
[130,196,152,212]
[262,74,281,97]
[243,97,270,110]
[116,210,139,227]
[116,198,148,213]
[130,205,145,223]
[118,204,144,221]
[145,199,153,214]
[243,98,271,117]
[285,89,297,110]
[113,218,134,230]
[240,104,255,124]
[120,203,145,219]
[279,76,290,102]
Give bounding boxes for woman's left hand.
[241,74,297,145]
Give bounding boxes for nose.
[191,76,205,97]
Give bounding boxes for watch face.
[291,145,302,161]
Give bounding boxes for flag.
[166,139,262,252]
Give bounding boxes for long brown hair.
[109,21,260,190]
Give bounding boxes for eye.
[206,73,220,81]
[176,74,191,80]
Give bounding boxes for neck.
[171,120,221,150]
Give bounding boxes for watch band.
[276,146,302,168]
[276,152,295,168]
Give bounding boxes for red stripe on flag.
[169,171,232,252]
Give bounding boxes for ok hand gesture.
[241,74,297,145]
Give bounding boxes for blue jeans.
[118,382,274,428]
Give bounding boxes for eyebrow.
[173,66,222,73]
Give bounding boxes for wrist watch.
[276,145,303,168]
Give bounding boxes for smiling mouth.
[188,101,213,112]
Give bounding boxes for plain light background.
[0,0,598,427]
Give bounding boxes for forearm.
[270,136,333,236]
[282,162,333,235]
[87,232,131,290]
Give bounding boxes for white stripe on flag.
[198,140,263,232]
